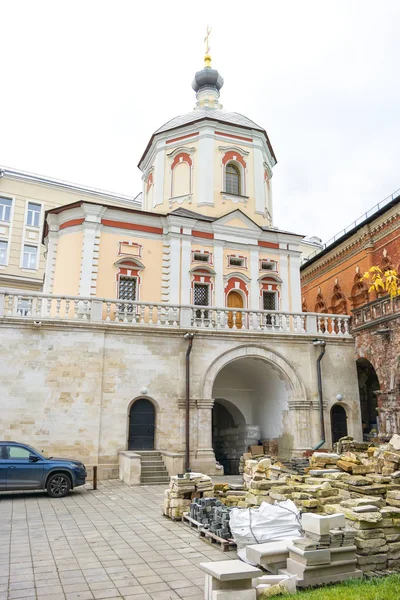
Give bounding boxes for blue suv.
[0,441,87,498]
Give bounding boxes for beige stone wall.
[0,321,362,473]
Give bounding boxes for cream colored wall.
[0,177,140,291]
[52,231,83,296]
[96,231,163,302]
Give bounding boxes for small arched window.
[225,163,241,195]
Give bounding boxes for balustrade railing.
[0,288,351,337]
[352,295,400,328]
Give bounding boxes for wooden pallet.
[198,528,237,552]
[182,512,207,530]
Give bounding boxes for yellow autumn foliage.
[362,267,400,298]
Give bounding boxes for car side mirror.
[29,454,40,462]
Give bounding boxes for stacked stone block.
[163,473,214,520]
[287,513,362,587]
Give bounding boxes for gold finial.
[204,25,212,67]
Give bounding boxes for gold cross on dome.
[204,25,211,56]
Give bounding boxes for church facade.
[0,57,362,478]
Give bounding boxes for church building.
[0,52,361,480]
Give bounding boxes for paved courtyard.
[0,480,236,600]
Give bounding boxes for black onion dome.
[192,67,224,92]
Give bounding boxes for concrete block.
[330,546,357,562]
[302,513,346,535]
[246,540,292,567]
[287,544,331,565]
[287,558,357,578]
[200,560,262,581]
[212,590,256,600]
[296,569,362,588]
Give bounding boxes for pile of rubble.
[162,473,214,520]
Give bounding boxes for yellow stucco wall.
[96,231,163,302]
[52,231,83,296]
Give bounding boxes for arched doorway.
[227,290,243,329]
[331,404,348,443]
[128,399,155,450]
[211,355,291,473]
[357,358,380,439]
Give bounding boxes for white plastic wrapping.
[229,500,302,549]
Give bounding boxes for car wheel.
[46,473,71,498]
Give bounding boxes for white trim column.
[249,247,260,309]
[253,144,265,214]
[79,204,106,297]
[43,214,59,295]
[153,145,165,208]
[197,129,215,206]
[279,252,289,312]
[169,235,181,304]
[289,252,302,312]
[181,237,192,304]
[213,241,224,306]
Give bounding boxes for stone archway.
[356,358,379,439]
[202,345,309,460]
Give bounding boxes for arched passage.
[128,398,155,450]
[331,404,348,443]
[357,358,380,438]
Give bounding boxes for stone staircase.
[135,451,170,485]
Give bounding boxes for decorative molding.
[168,194,192,209]
[218,145,250,157]
[197,399,215,409]
[221,193,248,206]
[167,146,196,159]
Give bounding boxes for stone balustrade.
[0,287,351,337]
[352,295,400,329]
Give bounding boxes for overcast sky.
[1,0,399,241]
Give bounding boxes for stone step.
[140,480,170,485]
[141,477,170,484]
[140,458,165,463]
[141,465,168,473]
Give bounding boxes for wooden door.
[128,399,155,450]
[227,291,243,329]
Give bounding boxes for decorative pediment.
[258,273,283,284]
[114,257,145,270]
[218,145,250,157]
[166,146,196,159]
[224,271,251,284]
[190,264,216,275]
[213,210,261,233]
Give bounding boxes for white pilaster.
[213,241,224,306]
[279,252,289,312]
[250,248,260,309]
[181,238,192,304]
[78,204,106,297]
[153,145,165,208]
[289,252,302,312]
[43,215,59,295]
[253,144,265,215]
[197,129,215,206]
[169,236,181,304]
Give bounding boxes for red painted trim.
[171,152,192,169]
[146,172,153,193]
[193,230,214,239]
[118,268,139,277]
[215,131,253,142]
[166,132,199,144]
[118,241,143,257]
[59,218,85,230]
[101,219,163,235]
[258,241,279,249]
[222,151,246,168]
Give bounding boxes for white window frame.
[223,160,246,196]
[260,260,277,272]
[193,282,211,307]
[20,199,44,271]
[0,240,8,266]
[262,290,279,310]
[227,255,247,269]
[26,202,41,228]
[192,251,212,264]
[22,244,39,270]
[0,197,13,223]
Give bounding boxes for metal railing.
[0,288,352,337]
[305,188,400,263]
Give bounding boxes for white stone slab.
[212,590,256,600]
[246,540,292,566]
[287,544,331,565]
[200,560,262,581]
[301,512,345,535]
